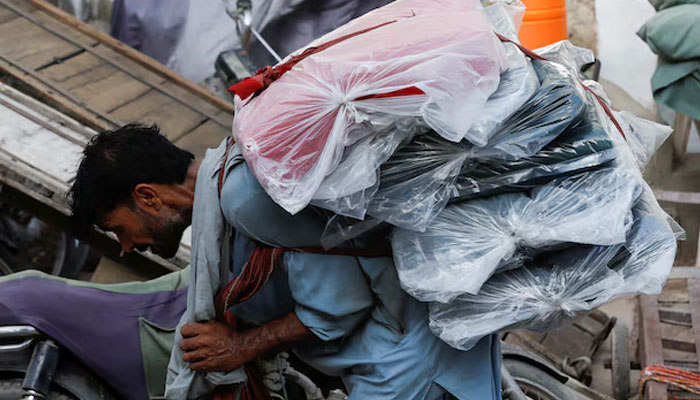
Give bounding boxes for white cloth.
[165,140,247,400]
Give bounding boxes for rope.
[640,365,700,400]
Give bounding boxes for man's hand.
[180,321,257,372]
[180,313,315,372]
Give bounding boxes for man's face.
[100,202,188,259]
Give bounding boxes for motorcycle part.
[504,359,578,400]
[22,340,60,398]
[0,326,40,352]
[0,380,74,400]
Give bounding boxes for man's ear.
[132,184,163,213]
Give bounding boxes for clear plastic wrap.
[392,167,643,302]
[466,0,540,146]
[428,192,678,351]
[309,119,425,219]
[365,61,593,231]
[614,110,673,171]
[233,0,507,214]
[453,91,616,200]
[419,48,681,351]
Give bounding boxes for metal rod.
[250,27,282,63]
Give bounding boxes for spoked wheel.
[504,359,578,400]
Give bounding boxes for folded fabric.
[454,90,616,200]
[233,0,506,214]
[648,0,700,11]
[392,167,642,302]
[366,66,593,231]
[638,5,700,62]
[638,5,700,120]
[428,194,678,351]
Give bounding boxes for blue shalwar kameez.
[219,161,502,400]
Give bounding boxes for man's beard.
[144,212,189,259]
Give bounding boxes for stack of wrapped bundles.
[230,0,681,351]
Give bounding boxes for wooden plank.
[0,81,93,141]
[109,90,205,140]
[38,51,102,84]
[660,279,690,304]
[0,4,18,24]
[0,0,230,128]
[159,80,232,128]
[58,63,150,114]
[0,12,81,70]
[0,57,114,130]
[687,279,700,364]
[27,0,234,114]
[673,113,693,163]
[639,295,670,400]
[671,267,700,280]
[173,119,231,158]
[655,189,700,205]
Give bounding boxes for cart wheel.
[611,323,630,400]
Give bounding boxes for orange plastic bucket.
[519,0,568,49]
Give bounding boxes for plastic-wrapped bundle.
[453,90,616,200]
[309,0,539,217]
[392,167,643,302]
[232,0,507,214]
[310,119,424,219]
[466,1,540,145]
[365,62,593,231]
[428,194,678,351]
[615,110,673,171]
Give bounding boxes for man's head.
[70,124,195,258]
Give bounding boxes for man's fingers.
[182,349,206,364]
[181,322,204,338]
[189,360,212,372]
[179,337,202,352]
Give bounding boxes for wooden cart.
[0,0,232,158]
[639,269,700,399]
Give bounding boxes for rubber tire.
[504,359,578,400]
[0,379,76,400]
[611,323,630,400]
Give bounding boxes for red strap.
[582,85,626,140]
[495,33,546,61]
[229,19,425,101]
[495,33,626,140]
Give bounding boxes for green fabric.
[637,5,700,61]
[638,4,700,120]
[0,267,189,294]
[648,0,700,11]
[653,61,700,120]
[139,317,176,399]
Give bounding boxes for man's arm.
[179,312,315,372]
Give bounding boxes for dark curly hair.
[69,124,194,237]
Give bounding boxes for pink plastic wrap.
[232,0,507,214]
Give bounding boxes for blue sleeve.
[219,163,328,247]
[284,252,374,341]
